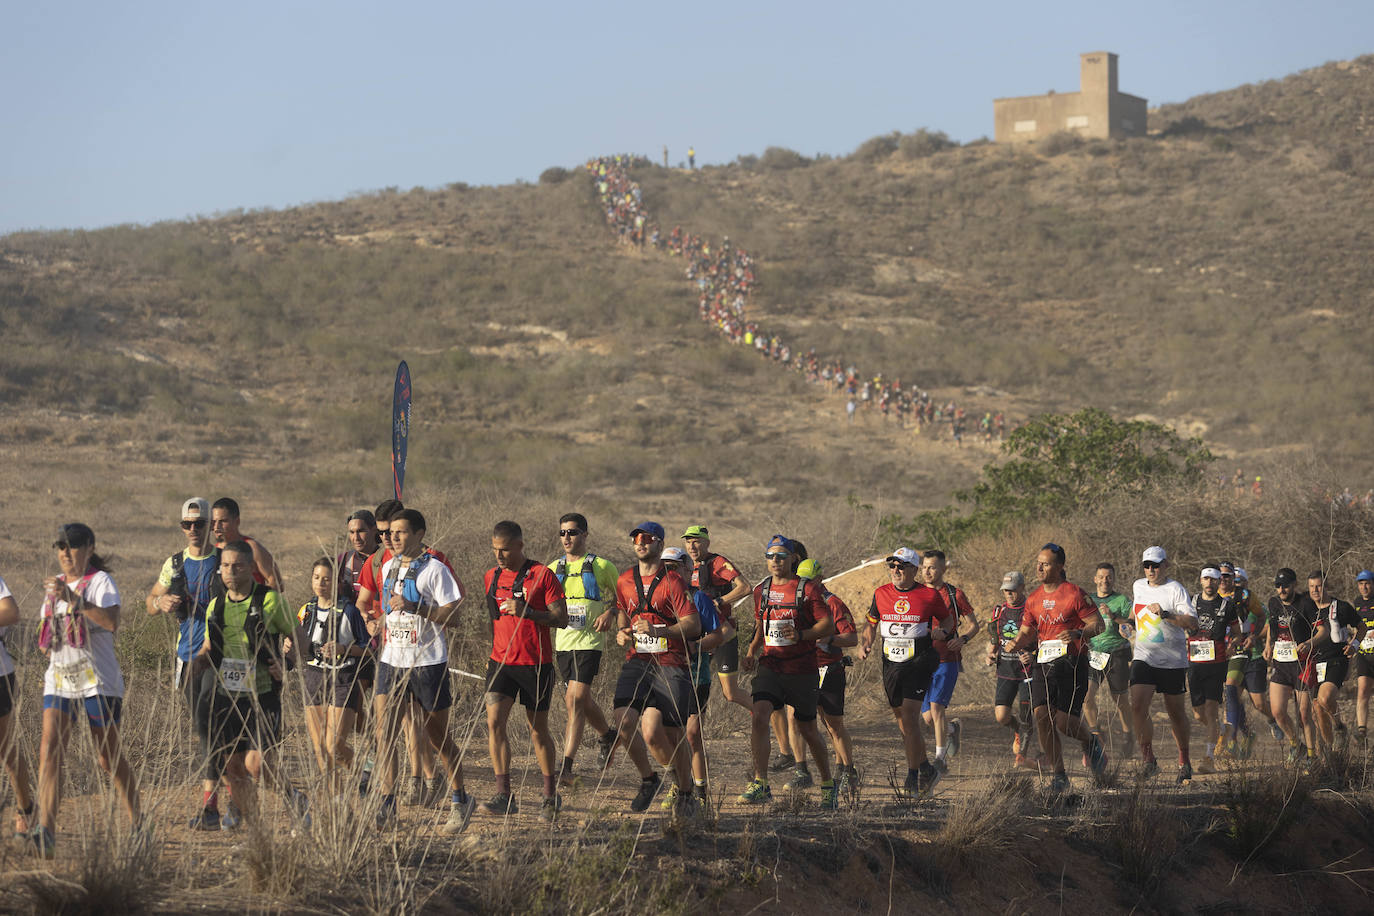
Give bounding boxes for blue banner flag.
[391,361,411,500]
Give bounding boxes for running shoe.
[948,719,962,758]
[769,754,797,773]
[189,808,220,831]
[1140,758,1159,779]
[290,789,312,829]
[1087,735,1109,778]
[221,803,243,830]
[1239,732,1256,759]
[660,783,681,811]
[819,780,838,810]
[737,778,772,805]
[26,825,55,860]
[1286,743,1305,766]
[1049,771,1070,793]
[933,756,949,775]
[358,760,373,796]
[425,775,447,808]
[597,729,617,770]
[1270,721,1285,741]
[630,773,663,813]
[1011,730,1022,757]
[537,794,562,823]
[1196,757,1216,775]
[837,767,854,799]
[1358,725,1368,746]
[1013,753,1030,770]
[788,766,814,790]
[407,776,427,807]
[558,766,579,789]
[672,790,698,821]
[1176,763,1193,785]
[443,793,478,834]
[482,792,519,816]
[917,761,941,797]
[375,796,397,829]
[12,805,33,840]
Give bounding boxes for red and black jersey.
[817,590,855,666]
[485,562,564,666]
[753,576,830,674]
[691,553,741,600]
[616,565,696,667]
[867,583,950,655]
[1022,581,1096,656]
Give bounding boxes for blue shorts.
[920,661,960,712]
[43,694,123,727]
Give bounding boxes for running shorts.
[485,660,555,711]
[920,660,959,712]
[1313,655,1349,688]
[302,665,364,711]
[556,649,603,685]
[818,662,846,717]
[375,661,454,712]
[1188,660,1228,707]
[43,693,122,727]
[711,635,740,674]
[613,657,694,728]
[1030,655,1089,716]
[881,651,938,708]
[1088,646,1132,695]
[1129,660,1187,696]
[752,665,820,721]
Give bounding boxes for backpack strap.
[632,567,666,615]
[487,560,534,620]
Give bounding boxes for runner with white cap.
[1128,546,1198,783]
[1187,567,1240,774]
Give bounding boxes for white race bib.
[1316,661,1328,682]
[1188,640,1217,662]
[884,637,915,663]
[52,659,98,695]
[765,619,798,648]
[1274,640,1298,663]
[1037,639,1067,663]
[634,631,668,654]
[387,612,421,648]
[1088,650,1110,671]
[566,601,589,631]
[221,657,254,694]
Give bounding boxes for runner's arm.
[698,616,735,653]
[830,625,859,649]
[0,594,17,628]
[418,597,463,629]
[146,580,173,616]
[524,597,568,628]
[250,540,282,591]
[1009,622,1037,652]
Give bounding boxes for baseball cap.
[629,521,665,541]
[1201,567,1221,580]
[1218,562,1235,574]
[54,522,95,549]
[181,497,210,521]
[681,525,710,540]
[1273,568,1297,587]
[1000,571,1025,591]
[797,559,821,579]
[1356,570,1374,583]
[1235,567,1249,581]
[765,534,795,554]
[886,547,921,567]
[1142,546,1167,564]
[661,546,689,563]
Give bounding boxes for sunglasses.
[181,519,207,530]
[764,552,791,562]
[1142,561,1162,569]
[377,529,392,538]
[888,561,911,570]
[558,529,583,538]
[632,533,658,545]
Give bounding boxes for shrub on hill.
[1038,130,1082,156]
[539,166,572,184]
[758,146,811,171]
[899,128,955,159]
[852,132,900,162]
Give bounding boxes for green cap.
[681,525,710,540]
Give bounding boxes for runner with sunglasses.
[859,547,951,798]
[30,523,141,857]
[550,513,620,784]
[1265,567,1318,767]
[739,536,836,808]
[147,497,225,829]
[1128,547,1198,783]
[606,522,700,817]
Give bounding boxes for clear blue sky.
[2,1,1368,234]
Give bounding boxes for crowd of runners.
[586,155,1003,444]
[2,495,1372,859]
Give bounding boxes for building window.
[1014,120,1037,133]
[1066,115,1089,129]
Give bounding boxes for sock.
[694,778,706,788]
[1224,685,1242,734]
[1179,748,1190,766]
[543,774,556,797]
[562,756,575,774]
[1307,746,1316,758]
[202,790,219,812]
[909,767,921,781]
[934,745,947,761]
[1141,742,1154,762]
[496,773,511,796]
[451,788,468,804]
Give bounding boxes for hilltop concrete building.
[993,52,1146,143]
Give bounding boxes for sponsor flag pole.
[391,361,411,500]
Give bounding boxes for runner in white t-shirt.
[0,573,35,840]
[370,509,475,834]
[30,524,141,858]
[1128,546,1199,784]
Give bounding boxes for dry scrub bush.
[1221,765,1309,862]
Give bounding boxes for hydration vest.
[486,559,534,621]
[554,555,601,602]
[206,583,273,672]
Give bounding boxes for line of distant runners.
[3,500,1372,857]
